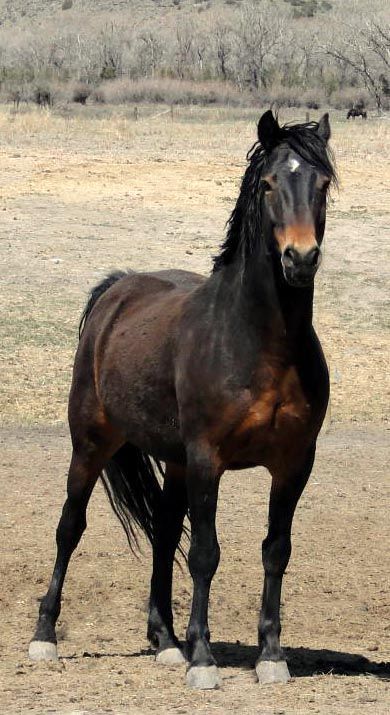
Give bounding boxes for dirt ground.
[0,426,389,714]
[0,105,389,713]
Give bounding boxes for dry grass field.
[0,104,388,425]
[0,104,389,714]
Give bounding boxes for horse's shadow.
[212,642,389,679]
[76,643,389,680]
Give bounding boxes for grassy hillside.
[0,0,388,111]
[0,0,386,26]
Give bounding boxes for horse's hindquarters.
[93,289,190,462]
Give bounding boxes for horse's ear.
[317,113,331,143]
[257,110,280,152]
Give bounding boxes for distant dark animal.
[73,84,90,105]
[347,107,367,119]
[33,89,52,108]
[29,110,336,690]
[10,90,21,110]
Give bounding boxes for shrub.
[329,88,370,110]
[100,62,117,81]
[285,0,332,18]
[91,77,251,106]
[301,88,326,109]
[62,0,73,9]
[8,88,22,107]
[72,83,91,105]
[262,85,326,109]
[262,85,303,108]
[3,83,30,106]
[90,87,106,104]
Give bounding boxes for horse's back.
[82,268,205,380]
[84,268,204,334]
[148,269,205,291]
[124,268,205,294]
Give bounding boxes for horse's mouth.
[282,265,317,288]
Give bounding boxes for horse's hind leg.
[29,424,122,661]
[147,462,187,665]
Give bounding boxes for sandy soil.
[0,105,389,713]
[0,425,389,714]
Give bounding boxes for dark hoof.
[186,664,221,689]
[255,659,291,684]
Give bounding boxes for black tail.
[100,443,163,551]
[79,270,128,338]
[101,444,188,558]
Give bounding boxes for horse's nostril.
[283,247,296,264]
[307,247,321,266]
[283,246,321,270]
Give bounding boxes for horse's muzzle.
[281,245,322,287]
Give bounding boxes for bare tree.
[365,20,390,70]
[195,36,207,77]
[138,31,163,78]
[175,21,194,79]
[0,1,387,110]
[212,17,234,81]
[98,23,123,80]
[234,1,287,89]
[324,24,386,111]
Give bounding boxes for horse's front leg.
[256,444,316,684]
[185,444,222,689]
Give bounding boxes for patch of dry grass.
[0,105,388,425]
[93,77,251,106]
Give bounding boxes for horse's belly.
[100,367,184,458]
[105,395,186,464]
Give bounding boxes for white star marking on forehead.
[288,157,300,173]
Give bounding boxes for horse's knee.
[188,537,220,582]
[262,533,291,576]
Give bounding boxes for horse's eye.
[261,180,272,192]
[320,179,331,191]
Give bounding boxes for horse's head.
[258,110,333,288]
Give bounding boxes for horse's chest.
[225,368,313,465]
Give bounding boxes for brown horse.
[29,110,337,689]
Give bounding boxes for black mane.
[213,119,337,272]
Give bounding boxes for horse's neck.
[272,261,314,340]
[218,254,314,348]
